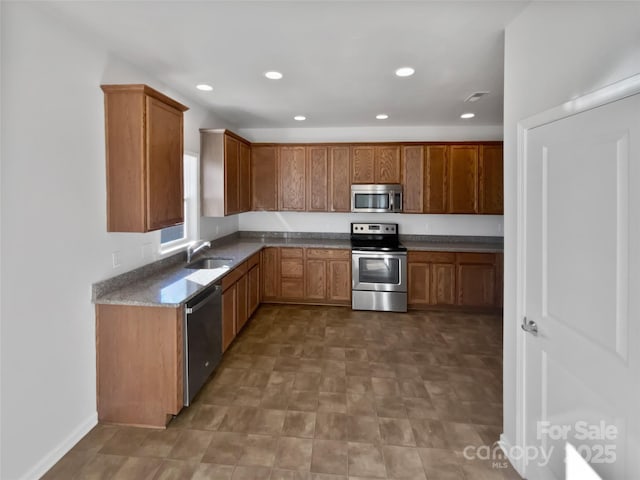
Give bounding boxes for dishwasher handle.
[185,286,221,314]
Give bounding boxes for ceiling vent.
[464,91,489,102]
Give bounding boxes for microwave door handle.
[389,192,394,211]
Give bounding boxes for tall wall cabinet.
[101,84,189,232]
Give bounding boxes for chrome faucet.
[186,240,211,263]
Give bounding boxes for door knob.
[521,317,538,336]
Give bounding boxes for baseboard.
[500,432,526,478]
[19,412,97,480]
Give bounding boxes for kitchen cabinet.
[425,145,449,214]
[96,304,183,427]
[304,249,351,304]
[280,248,305,299]
[307,146,329,211]
[351,146,375,184]
[407,252,456,307]
[408,251,501,309]
[448,145,479,213]
[200,129,252,217]
[329,146,351,212]
[402,145,424,213]
[101,84,188,232]
[261,247,351,305]
[261,247,280,300]
[221,252,261,351]
[351,145,401,184]
[251,145,278,211]
[247,255,261,316]
[479,144,504,214]
[239,142,252,212]
[279,146,306,211]
[456,253,497,307]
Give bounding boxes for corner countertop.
[92,232,502,308]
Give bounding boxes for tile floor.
[43,305,521,479]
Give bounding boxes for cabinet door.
[425,145,448,214]
[280,248,304,299]
[306,146,328,212]
[145,96,184,230]
[375,145,401,184]
[327,259,351,303]
[305,259,327,300]
[251,145,278,211]
[402,145,424,213]
[279,146,306,211]
[236,275,248,332]
[479,144,503,214]
[248,264,260,316]
[431,263,456,305]
[329,146,351,212]
[222,285,236,352]
[261,247,280,300]
[224,135,240,215]
[448,145,478,213]
[239,142,251,213]
[408,262,431,306]
[351,146,375,184]
[456,253,496,307]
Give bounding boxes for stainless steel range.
[351,223,407,312]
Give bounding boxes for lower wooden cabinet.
[96,304,183,428]
[408,252,456,307]
[408,251,501,309]
[221,252,260,351]
[262,247,351,305]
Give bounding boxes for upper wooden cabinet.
[279,146,306,211]
[402,145,424,213]
[479,144,504,214]
[425,145,449,214]
[200,129,251,217]
[448,145,479,214]
[251,145,278,211]
[329,146,351,212]
[351,145,401,184]
[307,146,329,211]
[101,84,188,232]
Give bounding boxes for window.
[160,153,199,253]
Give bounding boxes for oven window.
[358,257,400,284]
[354,193,390,210]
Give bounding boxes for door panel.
[329,146,351,212]
[448,145,478,213]
[279,146,306,210]
[251,145,278,211]
[523,93,639,479]
[402,145,424,213]
[351,146,375,183]
[305,259,326,300]
[327,259,351,303]
[425,145,448,213]
[307,146,328,211]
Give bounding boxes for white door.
[522,93,640,479]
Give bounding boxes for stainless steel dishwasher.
[184,283,222,406]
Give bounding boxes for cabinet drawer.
[456,252,496,264]
[281,258,303,278]
[306,248,350,260]
[408,251,456,263]
[246,252,260,269]
[222,261,247,290]
[280,248,304,258]
[281,279,304,298]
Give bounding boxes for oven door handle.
[352,251,406,259]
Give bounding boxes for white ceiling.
[45,1,529,129]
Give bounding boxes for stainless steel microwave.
[351,184,403,213]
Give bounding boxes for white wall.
[503,1,640,466]
[240,212,503,237]
[0,3,233,479]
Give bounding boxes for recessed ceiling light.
[395,67,415,77]
[376,114,389,120]
[196,84,213,91]
[294,115,306,121]
[460,113,475,119]
[265,71,283,80]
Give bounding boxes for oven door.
[352,251,407,292]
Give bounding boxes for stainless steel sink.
[185,258,233,270]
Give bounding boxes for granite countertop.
[92,232,502,308]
